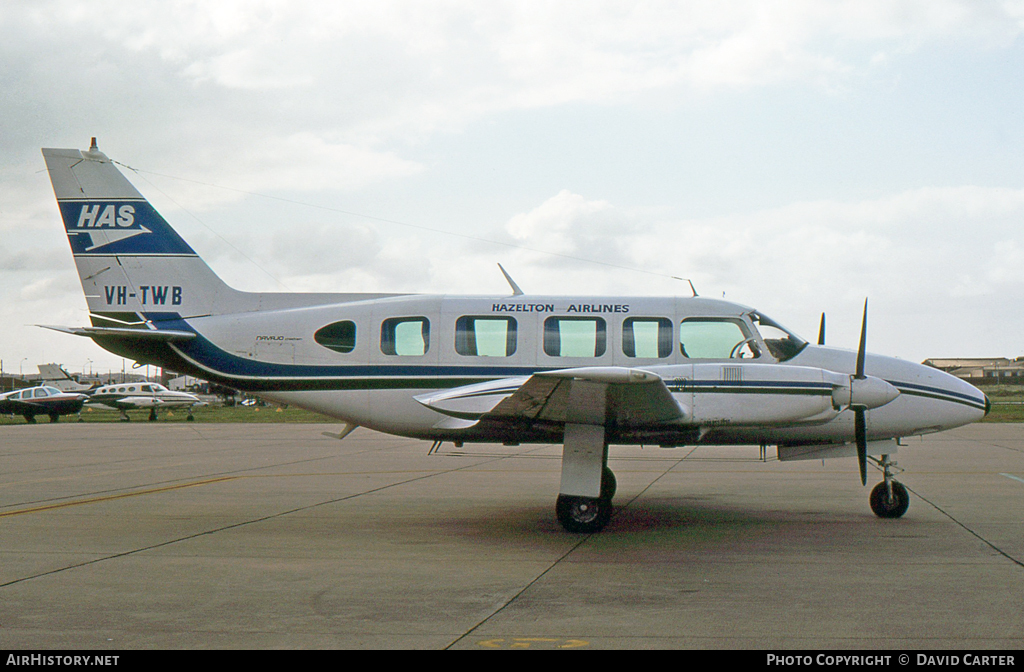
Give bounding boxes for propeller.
[824,300,898,485]
[853,300,868,485]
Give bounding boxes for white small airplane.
[86,381,203,421]
[40,140,990,532]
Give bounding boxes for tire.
[870,481,910,519]
[601,467,617,503]
[556,494,612,533]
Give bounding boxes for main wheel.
[601,467,617,502]
[870,481,910,519]
[556,495,612,533]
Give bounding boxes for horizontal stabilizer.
[38,325,196,341]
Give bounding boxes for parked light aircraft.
[37,363,93,392]
[40,140,990,532]
[87,382,203,421]
[0,385,87,423]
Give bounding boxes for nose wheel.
[870,480,909,518]
[868,454,909,518]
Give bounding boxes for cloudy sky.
[3,0,1024,376]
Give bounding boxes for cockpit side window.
[750,312,807,362]
[679,318,759,359]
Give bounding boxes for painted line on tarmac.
[0,446,551,590]
[0,476,238,518]
[909,483,1024,570]
[1000,473,1024,485]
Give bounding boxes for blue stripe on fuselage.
[143,313,990,411]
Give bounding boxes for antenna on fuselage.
[498,264,524,297]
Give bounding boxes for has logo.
[76,204,136,228]
[60,199,197,256]
[64,201,153,253]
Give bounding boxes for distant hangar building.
[923,357,1024,383]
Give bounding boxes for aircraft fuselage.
[88,293,987,447]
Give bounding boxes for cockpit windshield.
[750,312,807,362]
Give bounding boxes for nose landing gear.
[868,454,909,518]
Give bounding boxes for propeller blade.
[817,313,826,345]
[855,299,867,379]
[855,408,867,486]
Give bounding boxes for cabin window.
[33,388,48,398]
[543,317,607,357]
[679,318,759,359]
[381,317,430,356]
[622,317,672,358]
[315,320,357,354]
[455,316,517,357]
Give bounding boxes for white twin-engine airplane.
[87,382,203,422]
[41,140,990,533]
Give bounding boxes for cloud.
[7,1,1024,152]
[476,184,1024,359]
[4,1,1024,370]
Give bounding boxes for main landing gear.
[556,467,616,534]
[868,454,909,519]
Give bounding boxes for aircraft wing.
[416,367,688,427]
[105,396,163,409]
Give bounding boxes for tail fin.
[42,140,237,320]
[36,363,92,392]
